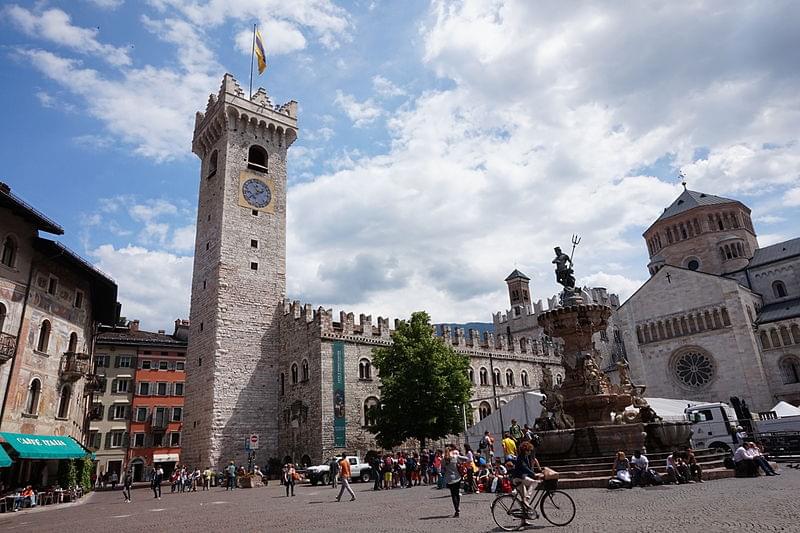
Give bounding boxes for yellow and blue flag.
[255,29,267,75]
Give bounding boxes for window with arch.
[556,374,563,385]
[686,259,700,271]
[358,358,372,380]
[363,397,380,427]
[57,385,72,419]
[290,363,298,384]
[773,280,788,299]
[301,359,309,382]
[479,367,488,386]
[521,370,529,388]
[68,332,78,353]
[505,369,515,387]
[0,302,6,333]
[493,368,501,386]
[780,357,800,384]
[468,367,474,384]
[247,145,268,172]
[1,236,16,268]
[478,401,492,420]
[207,150,218,177]
[37,320,51,353]
[26,378,41,415]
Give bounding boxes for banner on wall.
[332,341,346,447]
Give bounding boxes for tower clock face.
[242,178,272,208]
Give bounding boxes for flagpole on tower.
[249,23,256,99]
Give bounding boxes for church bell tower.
[182,74,298,467]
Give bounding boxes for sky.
[1,0,799,332]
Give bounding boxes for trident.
[569,234,581,262]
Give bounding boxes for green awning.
[0,432,91,460]
[0,444,11,467]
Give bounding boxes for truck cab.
[305,456,372,485]
[685,402,738,453]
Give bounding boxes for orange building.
[97,321,188,481]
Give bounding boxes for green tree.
[369,311,472,452]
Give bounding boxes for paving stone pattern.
[1,470,797,532]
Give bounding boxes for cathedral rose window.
[674,350,715,388]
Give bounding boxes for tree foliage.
[368,311,472,451]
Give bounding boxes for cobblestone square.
[1,470,797,532]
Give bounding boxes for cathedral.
[612,187,800,412]
[182,75,799,468]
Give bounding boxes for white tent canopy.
[771,401,800,418]
[465,392,545,457]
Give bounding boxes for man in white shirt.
[630,450,649,486]
[733,444,756,477]
[665,452,687,484]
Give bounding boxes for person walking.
[151,465,163,499]
[329,456,339,488]
[442,446,469,518]
[122,469,133,503]
[284,463,296,497]
[226,461,237,490]
[110,471,118,490]
[335,453,356,502]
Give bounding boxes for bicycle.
[491,478,576,530]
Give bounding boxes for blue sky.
[1,1,799,330]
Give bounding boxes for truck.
[305,456,372,485]
[686,401,800,456]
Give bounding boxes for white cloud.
[372,75,405,97]
[147,0,351,49]
[84,0,125,8]
[283,0,800,323]
[234,19,307,56]
[6,6,132,66]
[35,91,55,108]
[334,90,382,127]
[169,224,196,252]
[73,134,114,150]
[785,187,800,207]
[758,233,789,247]
[92,244,193,331]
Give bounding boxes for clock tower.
[182,74,297,467]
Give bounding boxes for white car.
[305,456,372,485]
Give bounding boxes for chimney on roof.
[173,319,190,341]
[129,319,140,332]
[0,182,9,194]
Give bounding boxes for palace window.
[521,370,529,388]
[0,302,5,333]
[478,401,492,420]
[468,367,474,384]
[1,236,16,268]
[301,360,309,382]
[26,379,41,415]
[207,150,218,178]
[358,358,372,380]
[68,332,78,353]
[479,368,488,386]
[74,290,83,309]
[506,369,515,387]
[773,280,788,299]
[291,363,298,384]
[363,397,380,427]
[57,385,72,419]
[493,369,501,386]
[36,320,51,353]
[247,145,268,172]
[780,357,800,384]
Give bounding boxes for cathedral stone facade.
[614,187,800,411]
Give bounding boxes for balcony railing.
[151,415,169,430]
[60,351,90,381]
[83,374,106,395]
[0,332,16,363]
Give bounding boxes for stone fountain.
[532,245,691,460]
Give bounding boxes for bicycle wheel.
[540,490,576,526]
[491,494,525,531]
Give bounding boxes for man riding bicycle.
[511,441,541,523]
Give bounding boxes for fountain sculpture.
[533,242,691,459]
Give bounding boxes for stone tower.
[643,188,758,277]
[182,74,298,467]
[505,269,531,311]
